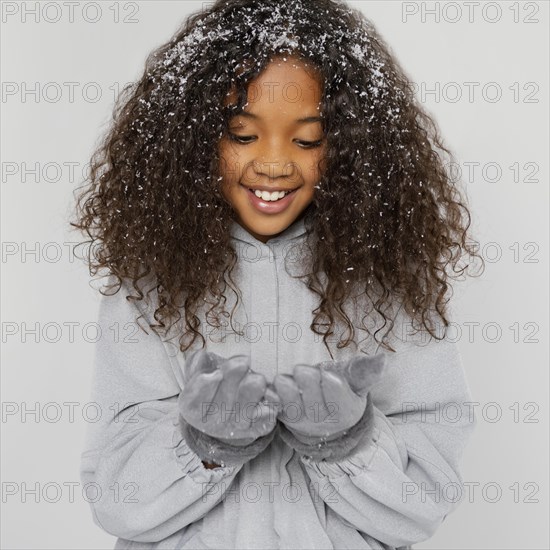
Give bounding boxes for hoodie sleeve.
[79,276,242,543]
[298,313,477,548]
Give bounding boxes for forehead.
[224,56,323,112]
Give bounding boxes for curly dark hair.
[70,0,484,357]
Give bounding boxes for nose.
[252,159,297,180]
[251,135,299,178]
[250,152,300,186]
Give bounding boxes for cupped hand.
[273,354,386,443]
[178,349,280,447]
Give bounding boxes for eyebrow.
[235,112,323,124]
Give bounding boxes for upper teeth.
[253,189,293,201]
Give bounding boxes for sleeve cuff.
[178,414,277,468]
[171,415,239,483]
[278,393,377,463]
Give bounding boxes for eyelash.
[227,133,324,149]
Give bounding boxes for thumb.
[263,384,282,418]
[183,349,220,385]
[264,384,281,404]
[343,353,387,395]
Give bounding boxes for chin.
[254,219,292,234]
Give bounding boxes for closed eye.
[227,133,323,149]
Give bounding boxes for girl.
[71,0,484,548]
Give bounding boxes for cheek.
[219,178,240,210]
[305,150,326,181]
[219,143,246,183]
[219,147,238,182]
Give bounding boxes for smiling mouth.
[242,185,299,202]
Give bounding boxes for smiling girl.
[72,0,483,548]
[219,57,326,242]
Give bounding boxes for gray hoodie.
[80,214,477,549]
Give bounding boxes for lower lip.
[243,185,299,214]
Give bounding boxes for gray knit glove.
[178,349,281,467]
[273,354,386,462]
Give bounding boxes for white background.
[1,1,548,548]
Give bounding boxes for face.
[218,56,326,243]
